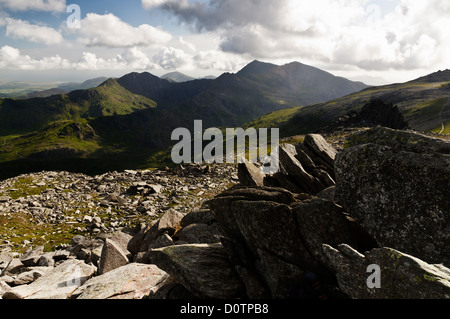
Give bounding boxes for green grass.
[244,106,303,129]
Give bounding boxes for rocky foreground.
[0,127,449,299]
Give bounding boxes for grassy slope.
[0,79,156,136]
[271,81,450,137]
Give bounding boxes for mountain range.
[1,60,448,180]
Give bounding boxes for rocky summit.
[1,128,449,300]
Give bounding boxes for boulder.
[75,263,169,299]
[335,127,450,266]
[2,259,96,299]
[323,244,450,299]
[175,223,223,244]
[0,280,11,298]
[20,246,45,267]
[303,134,337,168]
[237,161,265,187]
[158,209,185,235]
[292,198,377,267]
[146,243,245,299]
[278,144,322,193]
[98,239,130,275]
[180,210,216,228]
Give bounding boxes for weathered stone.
[158,209,184,235]
[98,239,129,275]
[148,233,174,250]
[2,259,96,299]
[0,280,11,298]
[175,223,223,244]
[278,144,323,193]
[2,258,24,276]
[38,253,55,267]
[292,198,377,267]
[147,243,245,299]
[180,210,216,228]
[304,134,337,168]
[335,127,450,266]
[20,246,44,267]
[12,269,49,286]
[106,231,132,256]
[323,244,450,299]
[0,250,13,268]
[238,161,265,187]
[75,263,169,299]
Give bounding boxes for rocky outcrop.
[323,244,450,299]
[335,127,450,266]
[208,187,376,299]
[322,99,410,133]
[1,130,449,300]
[260,134,337,195]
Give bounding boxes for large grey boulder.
[323,244,450,299]
[335,127,450,266]
[75,263,169,299]
[146,243,245,299]
[2,259,96,299]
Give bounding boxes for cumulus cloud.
[0,45,71,70]
[0,45,158,71]
[144,0,450,72]
[0,0,66,12]
[152,46,191,70]
[78,13,172,48]
[1,17,63,45]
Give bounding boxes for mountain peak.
[237,60,277,77]
[161,72,195,83]
[410,69,450,83]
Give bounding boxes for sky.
[0,0,449,85]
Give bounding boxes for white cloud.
[146,0,450,72]
[0,0,66,12]
[1,17,63,45]
[78,13,172,48]
[0,45,71,70]
[152,46,191,70]
[179,36,196,52]
[0,45,159,71]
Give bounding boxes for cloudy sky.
[0,0,449,85]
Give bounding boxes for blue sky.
[0,0,449,84]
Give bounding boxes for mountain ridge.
[0,60,371,179]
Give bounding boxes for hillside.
[0,79,156,135]
[243,70,450,137]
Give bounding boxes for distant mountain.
[0,60,370,179]
[161,72,195,83]
[57,77,109,92]
[24,88,66,99]
[24,77,108,99]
